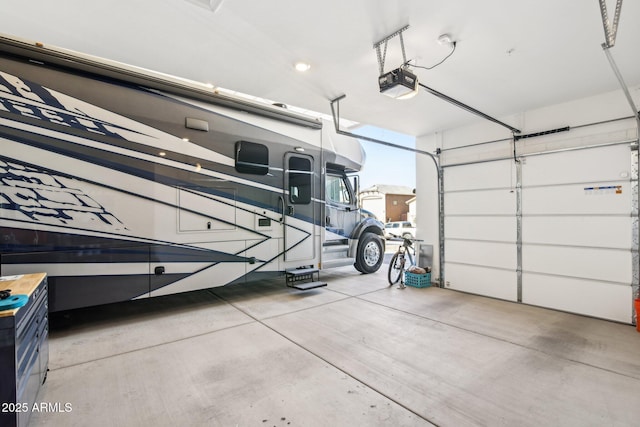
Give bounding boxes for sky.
[352,125,416,191]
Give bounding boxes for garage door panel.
[445,264,517,301]
[446,190,516,216]
[445,216,516,242]
[522,245,631,284]
[522,272,632,323]
[446,240,516,270]
[523,183,630,215]
[522,144,632,186]
[522,216,631,248]
[444,160,513,192]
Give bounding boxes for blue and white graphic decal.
[1,156,127,231]
[0,71,147,140]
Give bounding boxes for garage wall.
[415,85,639,323]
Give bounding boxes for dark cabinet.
[0,273,49,427]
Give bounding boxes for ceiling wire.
[408,42,457,71]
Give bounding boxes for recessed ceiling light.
[294,62,311,72]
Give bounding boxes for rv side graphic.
[0,34,385,311]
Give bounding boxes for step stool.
[285,267,327,290]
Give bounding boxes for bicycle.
[387,237,422,288]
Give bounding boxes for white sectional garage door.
[520,144,633,322]
[443,159,518,301]
[442,143,636,323]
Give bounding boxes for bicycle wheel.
[387,252,404,285]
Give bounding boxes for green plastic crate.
[404,271,431,288]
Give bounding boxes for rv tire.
[354,232,384,274]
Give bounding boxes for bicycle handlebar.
[402,237,423,247]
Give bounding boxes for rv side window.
[288,157,311,204]
[235,141,269,175]
[326,174,351,205]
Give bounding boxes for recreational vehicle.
[0,34,385,311]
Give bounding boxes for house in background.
[359,184,415,223]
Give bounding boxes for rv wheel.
[354,233,384,274]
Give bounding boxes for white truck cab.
[384,221,416,239]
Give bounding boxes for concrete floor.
[31,263,640,427]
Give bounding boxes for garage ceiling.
[1,0,638,137]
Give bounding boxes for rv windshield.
[326,174,352,205]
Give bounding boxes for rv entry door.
[283,153,316,262]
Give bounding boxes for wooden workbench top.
[0,272,47,317]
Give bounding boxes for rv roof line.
[0,33,322,130]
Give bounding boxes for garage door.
[521,144,634,322]
[443,159,518,301]
[442,143,636,323]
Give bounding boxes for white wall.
[415,133,440,273]
[360,194,385,222]
[407,199,416,224]
[416,84,639,323]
